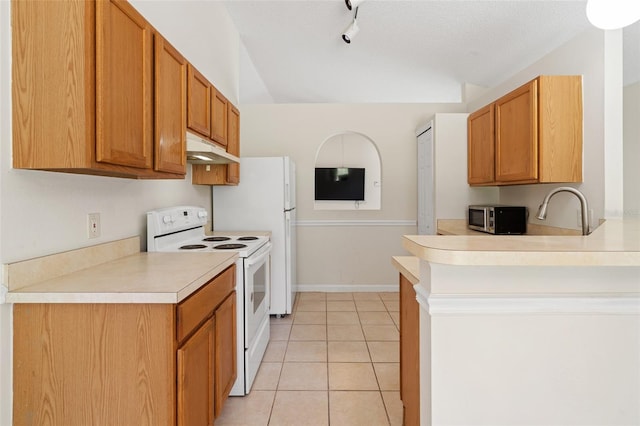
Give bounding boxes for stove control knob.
[162,215,174,224]
[198,211,208,219]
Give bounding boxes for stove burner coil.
[203,237,231,242]
[214,243,248,250]
[179,244,207,250]
[237,236,258,241]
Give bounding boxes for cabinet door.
[226,104,241,184]
[96,0,153,169]
[187,65,212,138]
[177,317,215,426]
[495,80,538,183]
[467,104,495,185]
[154,34,186,174]
[214,292,237,417]
[211,89,228,148]
[400,275,420,426]
[13,303,175,426]
[12,0,94,170]
[538,75,583,183]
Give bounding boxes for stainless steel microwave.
[468,205,528,235]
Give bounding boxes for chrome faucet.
[536,187,590,235]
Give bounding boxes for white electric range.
[146,206,271,396]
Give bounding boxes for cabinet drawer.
[177,265,235,343]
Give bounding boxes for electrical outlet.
[88,213,100,239]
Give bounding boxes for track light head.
[345,0,364,11]
[342,19,359,44]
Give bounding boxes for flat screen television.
[315,167,365,201]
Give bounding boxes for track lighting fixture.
[342,19,359,43]
[342,6,360,44]
[345,0,365,11]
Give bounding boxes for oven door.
[244,242,272,346]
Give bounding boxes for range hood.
[186,131,239,164]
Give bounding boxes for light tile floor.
[216,291,402,426]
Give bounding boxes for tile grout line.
[263,292,399,425]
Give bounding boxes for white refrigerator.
[213,157,297,316]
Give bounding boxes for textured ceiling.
[223,0,639,104]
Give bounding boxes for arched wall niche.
[314,131,381,210]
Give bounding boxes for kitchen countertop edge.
[5,252,238,304]
[391,256,420,284]
[404,218,640,266]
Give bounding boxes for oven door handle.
[246,242,272,268]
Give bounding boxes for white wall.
[624,81,640,216]
[237,103,466,290]
[0,3,240,424]
[420,262,640,426]
[314,132,382,211]
[432,113,499,220]
[130,0,239,105]
[468,28,618,231]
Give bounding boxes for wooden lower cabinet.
[214,293,237,415]
[178,317,215,426]
[13,265,236,426]
[13,303,176,425]
[400,273,420,426]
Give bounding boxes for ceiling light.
[345,0,364,11]
[586,0,640,29]
[342,19,359,44]
[342,6,360,44]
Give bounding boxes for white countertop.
[5,251,238,304]
[404,218,640,266]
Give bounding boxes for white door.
[417,123,435,235]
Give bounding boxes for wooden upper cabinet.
[12,0,184,179]
[187,64,212,138]
[191,102,241,186]
[186,67,229,150]
[467,104,495,185]
[467,75,583,186]
[154,34,187,175]
[226,104,241,185]
[495,79,538,183]
[95,0,153,170]
[537,75,583,183]
[211,89,229,147]
[12,0,97,171]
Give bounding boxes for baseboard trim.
[296,220,416,227]
[296,284,399,293]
